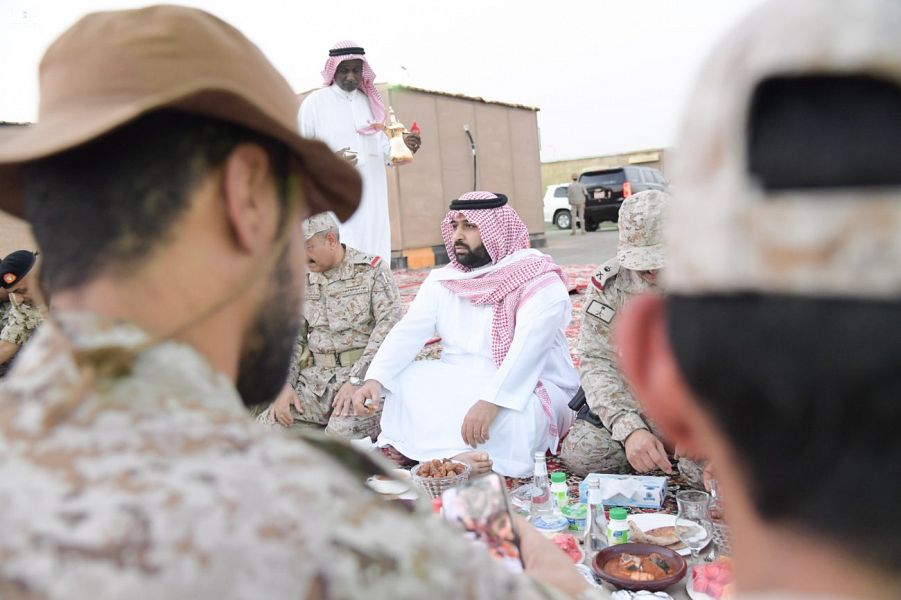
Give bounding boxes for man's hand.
[332,381,360,417]
[624,429,673,473]
[336,147,358,165]
[517,516,590,598]
[403,133,421,154]
[351,379,383,416]
[461,400,500,447]
[272,383,301,428]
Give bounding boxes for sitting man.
[0,250,44,377]
[618,0,901,597]
[353,191,579,477]
[560,190,704,488]
[257,212,401,440]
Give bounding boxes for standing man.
[0,7,601,598]
[618,1,901,598]
[299,41,422,263]
[566,173,588,235]
[353,192,579,478]
[0,250,44,376]
[559,190,704,488]
[257,212,402,441]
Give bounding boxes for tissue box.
[578,473,667,509]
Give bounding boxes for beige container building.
[300,84,545,269]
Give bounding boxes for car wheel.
[554,210,572,230]
[585,219,600,232]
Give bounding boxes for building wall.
[300,86,544,265]
[541,148,671,191]
[0,214,35,258]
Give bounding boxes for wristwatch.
[349,376,363,386]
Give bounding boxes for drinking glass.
[675,490,713,564]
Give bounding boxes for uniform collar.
[308,245,365,284]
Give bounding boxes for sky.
[1,0,767,162]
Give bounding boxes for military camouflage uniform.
[0,312,607,599]
[258,246,401,440]
[0,297,44,378]
[559,259,704,488]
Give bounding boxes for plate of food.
[367,469,416,498]
[552,533,584,564]
[627,513,706,557]
[687,558,734,600]
[593,543,687,592]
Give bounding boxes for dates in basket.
[417,458,466,479]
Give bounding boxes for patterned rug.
[383,264,687,515]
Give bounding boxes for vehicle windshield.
[580,170,625,187]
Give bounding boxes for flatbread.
[628,520,698,548]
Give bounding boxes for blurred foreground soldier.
[0,250,44,376]
[299,41,421,263]
[615,0,901,598]
[560,190,704,488]
[566,173,587,235]
[0,6,604,599]
[354,192,579,478]
[257,211,401,440]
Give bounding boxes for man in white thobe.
[298,41,421,263]
[353,192,578,477]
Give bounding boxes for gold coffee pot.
[381,106,414,165]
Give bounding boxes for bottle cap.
[550,472,566,483]
[609,507,628,521]
[432,497,443,513]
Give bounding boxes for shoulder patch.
[586,299,616,324]
[370,256,382,268]
[591,258,620,291]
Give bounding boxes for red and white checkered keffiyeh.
[321,40,386,135]
[440,192,567,438]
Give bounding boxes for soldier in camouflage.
[0,6,605,599]
[560,191,705,488]
[0,250,44,376]
[256,212,402,440]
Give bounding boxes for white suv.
[543,184,572,229]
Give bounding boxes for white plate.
[367,469,414,496]
[685,577,715,600]
[627,512,708,557]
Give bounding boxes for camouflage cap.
[617,190,669,271]
[665,0,901,299]
[303,212,339,241]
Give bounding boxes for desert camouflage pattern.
[666,0,901,299]
[0,297,43,345]
[616,190,668,271]
[258,246,401,440]
[303,211,339,240]
[560,261,704,486]
[0,312,605,599]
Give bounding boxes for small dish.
[367,469,412,496]
[593,543,687,592]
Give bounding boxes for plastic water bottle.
[530,452,554,519]
[583,479,608,555]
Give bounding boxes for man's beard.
[235,248,301,408]
[455,243,493,269]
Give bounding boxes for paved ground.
[541,222,619,266]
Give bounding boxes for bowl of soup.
[592,543,687,592]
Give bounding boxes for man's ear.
[616,294,704,457]
[220,143,277,254]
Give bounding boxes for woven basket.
[410,461,471,499]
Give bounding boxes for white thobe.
[299,84,392,262]
[366,250,579,477]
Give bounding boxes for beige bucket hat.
[617,190,670,271]
[0,5,361,222]
[665,0,901,299]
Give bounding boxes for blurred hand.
[403,133,421,153]
[517,516,590,598]
[625,429,672,473]
[336,147,358,165]
[332,381,359,417]
[352,379,383,416]
[461,400,499,447]
[272,383,300,428]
